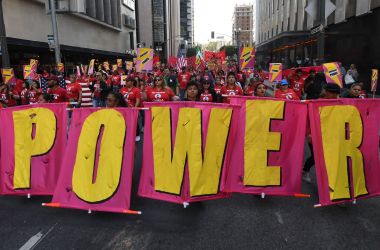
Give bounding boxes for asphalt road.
[1,138,380,250]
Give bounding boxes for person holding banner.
[214,76,223,95]
[12,81,29,105]
[0,82,17,107]
[341,83,364,99]
[200,79,217,102]
[244,78,256,96]
[178,67,192,100]
[110,70,121,93]
[105,92,127,108]
[89,72,108,107]
[220,72,243,103]
[289,69,305,99]
[304,70,323,100]
[274,79,299,100]
[254,82,267,98]
[184,81,200,102]
[146,76,178,102]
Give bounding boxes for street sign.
[47,34,54,41]
[310,24,324,35]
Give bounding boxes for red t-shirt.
[66,82,82,100]
[120,87,141,107]
[245,86,255,96]
[220,85,243,103]
[200,92,213,102]
[290,78,305,98]
[111,75,121,86]
[214,85,223,95]
[28,89,41,104]
[20,88,29,105]
[178,72,191,90]
[48,87,68,103]
[146,87,174,102]
[275,89,300,100]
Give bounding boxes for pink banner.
[309,99,380,206]
[138,102,239,204]
[0,104,68,195]
[50,108,139,213]
[222,96,308,196]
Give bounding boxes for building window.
[123,0,135,10]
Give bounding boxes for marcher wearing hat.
[47,74,68,103]
[274,79,300,100]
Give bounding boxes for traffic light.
[211,31,215,39]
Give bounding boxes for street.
[0,138,379,250]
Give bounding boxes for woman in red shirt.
[28,81,42,104]
[214,77,223,95]
[146,76,178,102]
[254,82,267,97]
[200,79,217,103]
[119,77,141,107]
[244,78,256,96]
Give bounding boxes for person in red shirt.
[0,83,16,107]
[275,79,300,100]
[28,81,42,104]
[146,76,177,102]
[214,77,223,95]
[66,74,82,107]
[244,78,256,96]
[290,69,305,99]
[119,77,141,107]
[178,67,191,100]
[220,72,244,103]
[110,70,121,92]
[13,81,29,105]
[200,79,217,102]
[185,81,200,101]
[47,75,68,103]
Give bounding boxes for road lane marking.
[18,223,57,250]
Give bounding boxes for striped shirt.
[78,80,93,107]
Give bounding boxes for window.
[123,0,135,10]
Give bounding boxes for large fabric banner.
[223,97,308,196]
[0,104,68,195]
[309,99,380,206]
[139,102,238,204]
[50,108,139,214]
[136,48,154,72]
[239,47,255,70]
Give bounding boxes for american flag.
[176,56,187,71]
[40,74,66,93]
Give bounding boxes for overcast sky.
[194,0,255,44]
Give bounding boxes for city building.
[180,0,194,48]
[136,0,181,62]
[232,4,255,47]
[255,0,380,85]
[1,0,137,71]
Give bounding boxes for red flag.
[153,55,160,65]
[186,56,196,68]
[215,51,226,61]
[204,51,215,62]
[168,56,177,68]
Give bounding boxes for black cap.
[325,83,341,93]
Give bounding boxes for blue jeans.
[92,97,104,107]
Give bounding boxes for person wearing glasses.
[146,76,179,102]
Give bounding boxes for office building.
[232,4,255,47]
[180,0,194,48]
[255,0,380,85]
[2,0,136,70]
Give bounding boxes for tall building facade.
[136,0,181,61]
[255,0,380,85]
[232,4,255,47]
[2,0,136,69]
[180,0,194,48]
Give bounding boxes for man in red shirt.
[47,74,68,103]
[119,77,141,107]
[66,74,82,107]
[178,67,191,100]
[28,80,42,104]
[220,72,243,103]
[290,69,305,99]
[275,79,300,100]
[110,70,121,92]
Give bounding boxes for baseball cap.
[280,79,289,85]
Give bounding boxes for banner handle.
[183,202,189,208]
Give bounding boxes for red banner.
[309,99,380,207]
[0,104,68,195]
[50,108,139,214]
[222,97,308,196]
[138,102,238,204]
